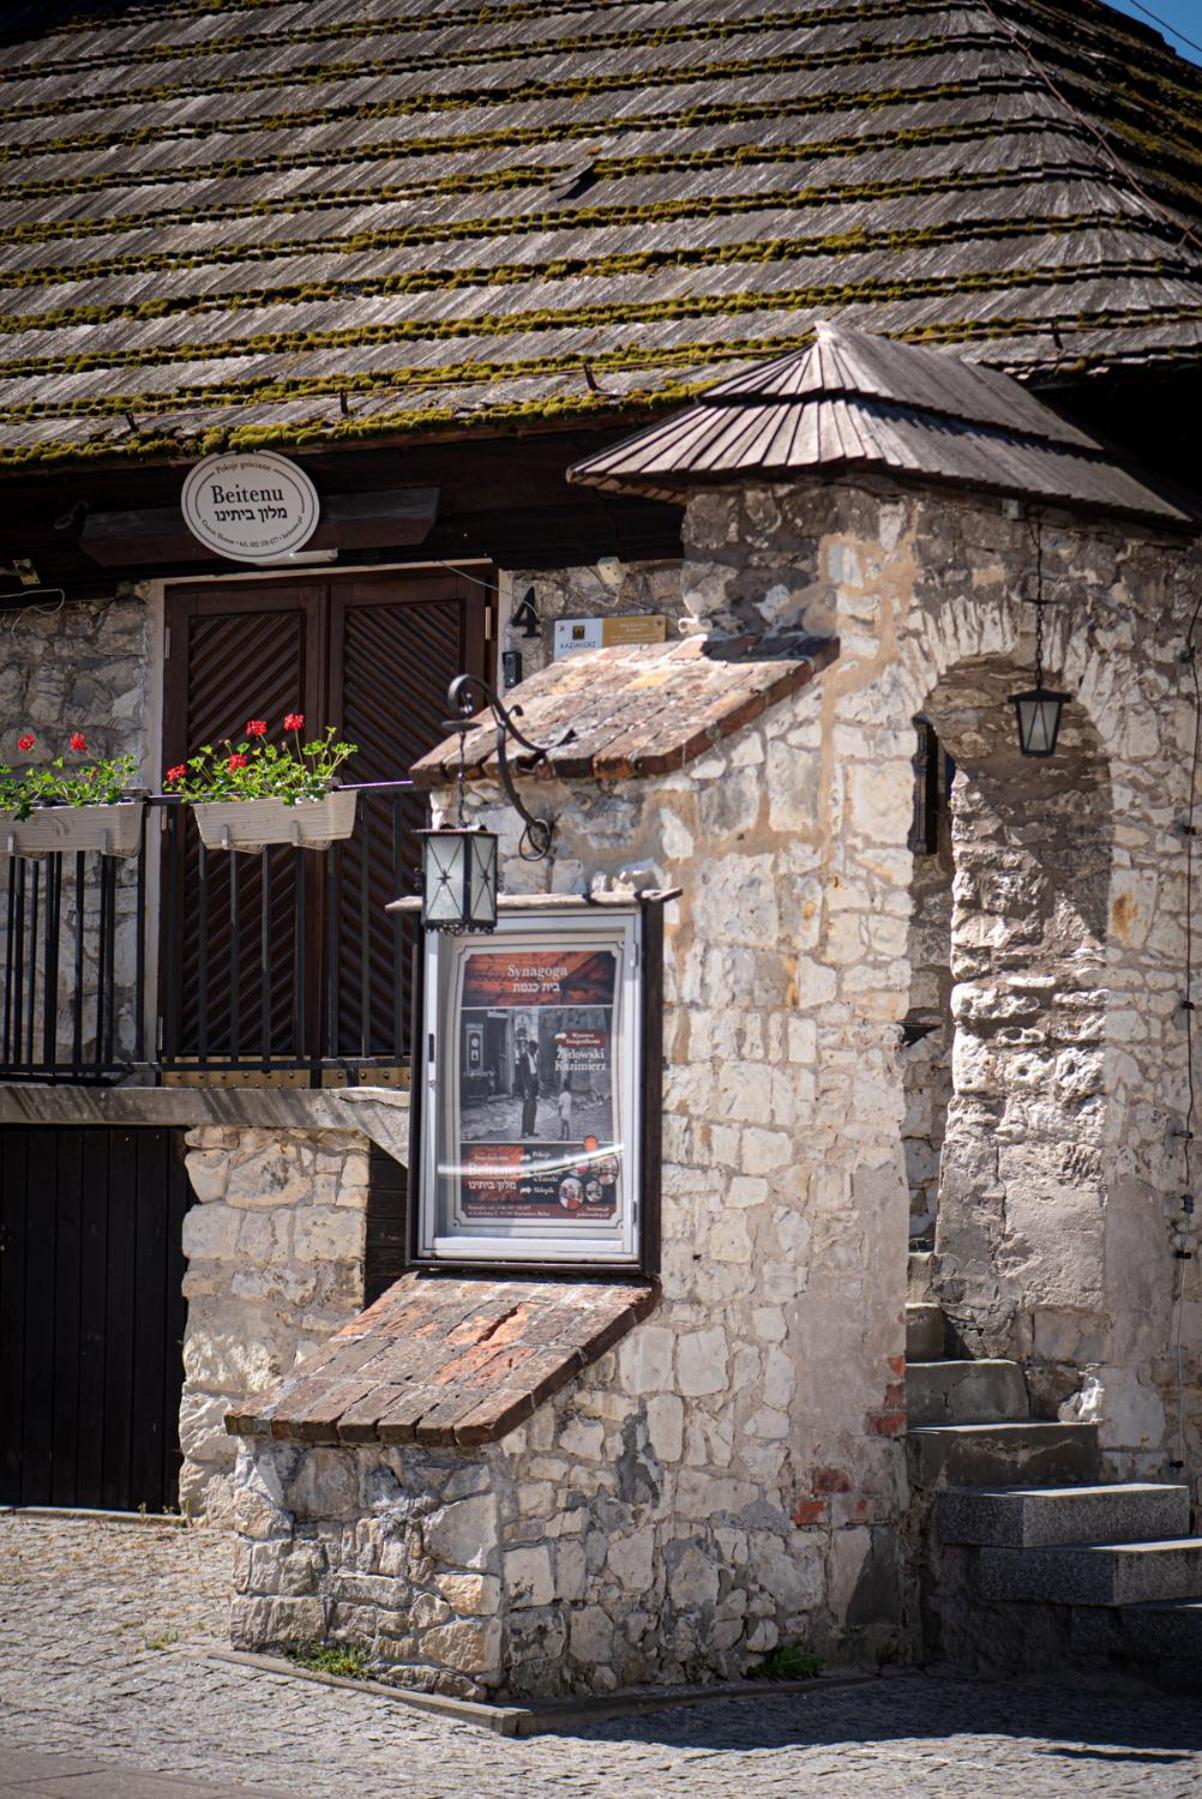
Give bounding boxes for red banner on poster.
[461,950,615,1009]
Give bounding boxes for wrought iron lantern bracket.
[444,672,554,861]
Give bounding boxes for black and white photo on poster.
[453,947,620,1221]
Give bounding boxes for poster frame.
[406,897,664,1276]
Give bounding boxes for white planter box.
[192,789,358,853]
[0,801,144,859]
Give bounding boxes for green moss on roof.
[5,297,1200,430]
[0,243,1185,384]
[0,4,963,119]
[0,147,1119,249]
[0,60,1023,165]
[0,0,1200,465]
[0,0,951,85]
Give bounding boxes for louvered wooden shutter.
[163,573,486,1067]
[328,574,486,1058]
[163,585,322,1061]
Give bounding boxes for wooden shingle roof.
[1,0,1202,469]
[569,319,1192,521]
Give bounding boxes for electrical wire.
[1121,0,1202,59]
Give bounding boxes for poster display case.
[411,901,663,1269]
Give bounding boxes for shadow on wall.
[914,656,1113,1385]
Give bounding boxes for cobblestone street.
[0,1514,1200,1796]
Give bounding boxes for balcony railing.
[0,782,420,1084]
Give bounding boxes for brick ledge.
[226,1272,658,1448]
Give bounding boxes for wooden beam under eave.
[79,485,440,568]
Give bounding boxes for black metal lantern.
[418,674,552,933]
[418,823,499,932]
[1010,684,1070,758]
[1011,521,1070,757]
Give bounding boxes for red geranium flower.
[246,719,267,737]
[17,733,34,751]
[228,753,248,772]
[165,764,187,783]
[284,713,304,732]
[69,732,87,752]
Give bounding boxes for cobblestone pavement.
[2,1514,1200,1797]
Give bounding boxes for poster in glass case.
[417,908,643,1264]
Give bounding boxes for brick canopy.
[226,1272,658,1448]
[410,630,838,786]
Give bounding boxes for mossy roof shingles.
[0,0,1201,467]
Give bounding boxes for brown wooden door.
[162,570,488,1070]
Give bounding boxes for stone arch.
[912,649,1114,1382]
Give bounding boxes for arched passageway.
[912,656,1113,1401]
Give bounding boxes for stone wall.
[229,467,1202,1696]
[0,590,152,1061]
[677,474,1201,1496]
[503,559,682,684]
[181,1126,370,1521]
[232,1344,882,1700]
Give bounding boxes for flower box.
[0,801,144,860]
[192,789,358,853]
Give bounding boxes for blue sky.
[1104,0,1202,63]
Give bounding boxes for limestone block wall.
[678,474,1202,1495]
[181,1126,369,1522]
[434,695,917,1681]
[232,1344,892,1701]
[0,591,152,1061]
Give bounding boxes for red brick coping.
[411,631,838,786]
[225,1274,658,1449]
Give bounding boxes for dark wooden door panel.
[165,585,324,1060]
[329,574,486,1057]
[0,1127,191,1512]
[164,570,489,1066]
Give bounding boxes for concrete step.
[905,1303,944,1361]
[906,1359,1029,1427]
[907,1420,1100,1491]
[939,1483,1191,1549]
[975,1538,1202,1607]
[1113,1599,1202,1660]
[1072,1599,1202,1692]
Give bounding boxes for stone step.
[907,1251,935,1301]
[906,1359,1028,1427]
[905,1303,944,1361]
[907,1420,1100,1491]
[1112,1599,1202,1661]
[939,1483,1191,1549]
[974,1539,1202,1608]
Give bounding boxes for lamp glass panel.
[423,831,467,926]
[1014,690,1065,757]
[469,832,498,927]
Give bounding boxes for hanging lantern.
[418,674,551,934]
[418,824,498,933]
[1011,519,1071,757]
[1010,685,1070,758]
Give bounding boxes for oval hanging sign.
[181,451,320,563]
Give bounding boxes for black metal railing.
[1,813,149,1081]
[0,781,420,1084]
